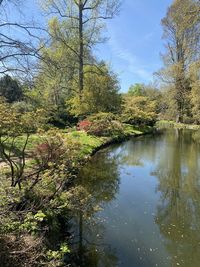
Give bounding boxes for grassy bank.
[156,120,200,130]
[67,124,152,157]
[3,124,152,160]
[0,123,153,266]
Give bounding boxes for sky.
[12,0,172,92]
[94,0,172,92]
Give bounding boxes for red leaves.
[77,120,92,132]
[34,137,64,168]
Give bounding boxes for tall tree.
[190,60,200,123]
[42,0,120,101]
[68,63,121,116]
[158,0,200,122]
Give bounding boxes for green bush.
[121,95,157,126]
[86,112,124,137]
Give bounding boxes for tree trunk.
[78,1,84,101]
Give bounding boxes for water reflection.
[69,150,121,266]
[155,129,200,267]
[69,129,200,267]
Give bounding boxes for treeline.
[0,0,199,265]
[0,0,123,127]
[1,0,199,129]
[157,0,200,124]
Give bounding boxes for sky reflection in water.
[73,129,200,267]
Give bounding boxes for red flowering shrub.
[34,136,64,168]
[77,120,92,131]
[87,119,124,137]
[87,113,124,137]
[77,113,124,137]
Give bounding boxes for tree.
[26,18,82,126]
[128,83,144,96]
[68,63,121,116]
[42,0,121,101]
[190,60,200,123]
[128,83,162,115]
[122,95,157,126]
[0,0,45,78]
[0,98,46,189]
[157,0,200,122]
[0,75,23,103]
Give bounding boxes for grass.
[12,135,42,150]
[156,120,200,130]
[66,124,152,156]
[67,130,104,156]
[0,123,153,163]
[122,124,143,135]
[65,123,152,158]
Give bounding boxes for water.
[72,129,200,267]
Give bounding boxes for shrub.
[77,120,92,131]
[121,95,157,126]
[86,112,124,137]
[34,137,64,168]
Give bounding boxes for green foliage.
[128,83,144,96]
[190,60,200,123]
[85,112,124,137]
[0,98,48,188]
[88,112,118,122]
[122,95,157,125]
[156,120,200,130]
[67,130,103,156]
[68,64,121,117]
[46,243,70,265]
[157,0,200,123]
[11,101,35,113]
[26,17,78,127]
[0,75,23,103]
[20,211,46,234]
[0,98,47,136]
[128,83,162,115]
[26,74,71,127]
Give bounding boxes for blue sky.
[15,0,172,92]
[95,0,172,91]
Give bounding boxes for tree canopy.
[0,75,23,103]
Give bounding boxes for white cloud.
[108,35,153,82]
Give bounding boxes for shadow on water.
[68,129,200,267]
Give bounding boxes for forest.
[0,0,199,266]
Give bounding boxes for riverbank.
[72,126,200,267]
[156,120,200,130]
[67,124,153,158]
[0,124,153,168]
[0,123,153,266]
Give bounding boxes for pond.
[70,129,200,267]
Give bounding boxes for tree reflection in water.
[67,129,200,267]
[155,129,200,267]
[69,149,121,267]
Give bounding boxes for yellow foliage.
[122,95,157,125]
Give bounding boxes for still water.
[72,129,200,267]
